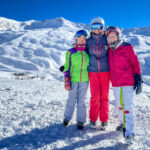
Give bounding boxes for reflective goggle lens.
[91,23,103,30]
[75,30,87,37]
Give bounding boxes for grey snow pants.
[64,81,89,123]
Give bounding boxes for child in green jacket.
[63,30,89,130]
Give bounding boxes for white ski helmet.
[90,17,105,29]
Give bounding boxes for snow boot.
[100,122,108,131]
[89,120,96,129]
[125,136,134,145]
[77,122,84,130]
[63,119,69,127]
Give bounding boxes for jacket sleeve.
[63,51,71,78]
[128,45,141,74]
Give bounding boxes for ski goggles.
[75,30,87,38]
[91,23,103,30]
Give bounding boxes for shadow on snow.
[0,123,127,150]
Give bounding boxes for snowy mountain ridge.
[0,17,21,30]
[0,17,150,79]
[0,17,89,31]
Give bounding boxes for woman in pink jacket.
[106,26,143,145]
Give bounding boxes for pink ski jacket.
[109,42,141,87]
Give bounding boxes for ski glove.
[59,65,64,72]
[134,74,143,95]
[64,77,71,91]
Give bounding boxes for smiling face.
[107,32,118,44]
[92,29,102,35]
[77,36,86,45]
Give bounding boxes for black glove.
[134,74,143,95]
[59,65,64,72]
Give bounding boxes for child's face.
[92,29,102,35]
[77,36,86,45]
[107,32,118,43]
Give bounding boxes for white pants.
[113,86,134,137]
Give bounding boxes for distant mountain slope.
[0,17,150,78]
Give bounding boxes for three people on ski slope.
[61,17,143,141]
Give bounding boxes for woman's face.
[107,32,118,43]
[92,29,102,35]
[77,36,86,45]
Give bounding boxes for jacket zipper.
[100,44,104,54]
[84,54,87,62]
[80,52,83,82]
[92,45,96,54]
[96,36,100,72]
[112,51,118,86]
[71,66,74,76]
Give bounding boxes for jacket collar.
[109,41,123,51]
[91,32,103,40]
[73,43,86,52]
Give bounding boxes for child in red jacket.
[106,26,143,145]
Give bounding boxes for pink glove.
[64,77,71,91]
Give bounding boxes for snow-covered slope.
[0,17,150,78]
[0,77,150,150]
[0,17,90,79]
[0,17,21,30]
[122,27,150,75]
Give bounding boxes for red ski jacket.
[109,42,141,87]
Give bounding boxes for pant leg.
[76,81,89,123]
[113,87,124,124]
[89,72,100,122]
[64,82,78,121]
[99,72,110,123]
[122,86,134,137]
